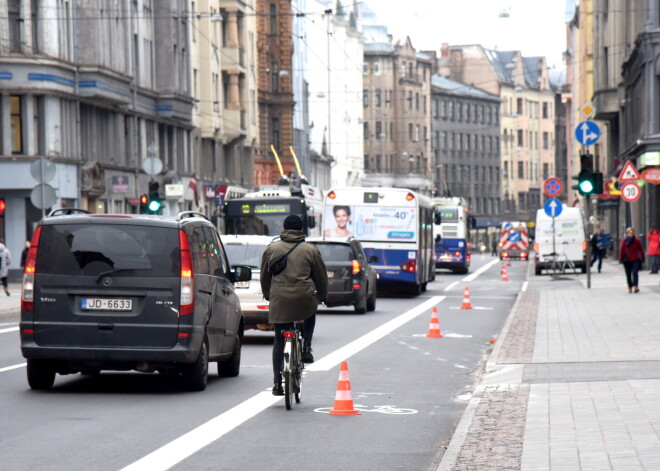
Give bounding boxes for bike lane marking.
[444,281,459,292]
[119,295,445,471]
[0,326,19,335]
[461,259,499,282]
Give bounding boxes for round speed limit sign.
[621,182,641,202]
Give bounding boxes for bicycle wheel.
[284,369,293,410]
[294,353,303,404]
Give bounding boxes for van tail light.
[352,260,361,275]
[21,226,42,312]
[521,252,528,258]
[534,243,539,252]
[179,230,195,316]
[401,260,417,273]
[581,241,587,251]
[353,283,361,290]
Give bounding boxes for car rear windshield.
[224,243,267,268]
[37,224,179,276]
[312,243,353,262]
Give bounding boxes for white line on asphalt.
[444,281,459,292]
[119,295,445,471]
[0,363,26,373]
[462,259,499,282]
[522,281,528,292]
[0,327,19,335]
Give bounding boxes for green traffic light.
[148,200,161,212]
[578,179,594,194]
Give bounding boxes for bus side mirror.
[308,215,316,229]
[434,212,442,225]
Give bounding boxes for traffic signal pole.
[586,195,592,289]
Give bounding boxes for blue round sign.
[543,198,563,218]
[575,121,601,146]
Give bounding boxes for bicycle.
[281,322,305,410]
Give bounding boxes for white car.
[222,235,274,330]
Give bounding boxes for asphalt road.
[0,253,525,471]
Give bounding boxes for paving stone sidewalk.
[0,282,22,319]
[437,261,660,471]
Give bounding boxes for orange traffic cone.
[329,361,360,415]
[426,306,443,338]
[501,265,509,282]
[460,287,473,309]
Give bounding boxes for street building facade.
[362,26,433,193]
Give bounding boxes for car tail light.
[405,192,415,201]
[521,252,528,258]
[502,252,509,258]
[178,332,190,338]
[21,226,42,312]
[352,259,361,275]
[179,230,195,316]
[327,191,336,199]
[257,304,269,310]
[401,260,417,273]
[353,283,361,290]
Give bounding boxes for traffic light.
[577,153,595,195]
[148,181,161,213]
[139,194,149,214]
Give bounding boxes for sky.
[368,0,569,69]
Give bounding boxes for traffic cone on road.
[460,287,473,309]
[426,306,443,338]
[329,361,360,416]
[501,265,509,282]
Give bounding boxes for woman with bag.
[619,227,645,293]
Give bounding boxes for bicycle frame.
[281,322,305,410]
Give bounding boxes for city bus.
[432,196,472,274]
[224,183,324,236]
[323,187,434,295]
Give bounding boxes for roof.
[431,75,499,101]
[523,57,543,89]
[483,48,516,84]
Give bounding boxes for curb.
[434,259,532,471]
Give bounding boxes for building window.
[376,121,382,139]
[517,129,523,147]
[407,91,413,110]
[543,163,549,180]
[363,121,369,140]
[543,132,549,149]
[375,89,381,107]
[518,161,524,179]
[415,124,420,142]
[457,103,463,121]
[516,98,523,115]
[466,104,471,122]
[363,89,369,107]
[374,60,380,74]
[364,154,369,171]
[415,93,419,110]
[448,101,454,120]
[31,0,39,53]
[440,100,446,119]
[376,154,382,172]
[363,63,368,75]
[542,102,549,119]
[9,0,21,52]
[409,123,413,141]
[10,96,23,154]
[423,95,427,114]
[271,62,279,91]
[269,4,277,34]
[518,192,525,210]
[271,117,280,151]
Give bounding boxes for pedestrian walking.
[647,226,660,274]
[0,238,12,296]
[20,240,30,269]
[491,238,498,257]
[590,228,606,273]
[619,227,645,293]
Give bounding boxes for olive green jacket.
[260,230,328,324]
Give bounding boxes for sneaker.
[272,383,284,396]
[302,348,314,364]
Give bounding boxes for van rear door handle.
[98,323,115,330]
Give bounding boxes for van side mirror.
[308,215,316,229]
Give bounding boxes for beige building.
[446,45,555,222]
[362,27,433,193]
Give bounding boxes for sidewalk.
[438,260,660,470]
[0,282,22,320]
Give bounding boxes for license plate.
[327,271,334,278]
[440,254,452,261]
[82,298,133,311]
[234,281,249,288]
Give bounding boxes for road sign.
[30,183,57,209]
[543,198,563,218]
[620,182,641,202]
[618,161,641,182]
[642,168,660,184]
[30,158,56,183]
[543,177,563,197]
[142,157,163,176]
[575,121,601,146]
[579,103,595,118]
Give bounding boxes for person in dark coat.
[618,227,645,293]
[590,228,605,273]
[20,240,30,269]
[260,215,328,395]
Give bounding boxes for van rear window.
[37,224,179,277]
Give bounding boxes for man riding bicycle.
[260,215,328,396]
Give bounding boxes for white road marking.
[0,327,19,335]
[0,363,26,373]
[522,281,528,292]
[120,295,445,471]
[462,259,499,282]
[444,281,459,292]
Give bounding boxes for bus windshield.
[225,199,305,236]
[435,207,459,223]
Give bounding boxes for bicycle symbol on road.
[314,404,418,415]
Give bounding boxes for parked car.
[306,236,377,313]
[222,235,273,330]
[20,209,251,391]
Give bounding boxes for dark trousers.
[651,255,660,273]
[623,260,641,288]
[591,249,604,272]
[272,315,315,383]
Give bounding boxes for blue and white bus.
[432,197,472,274]
[323,187,434,295]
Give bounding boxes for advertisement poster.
[323,205,417,241]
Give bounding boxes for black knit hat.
[283,214,304,231]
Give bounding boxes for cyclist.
[260,214,328,396]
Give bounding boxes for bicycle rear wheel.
[284,369,293,410]
[294,361,303,404]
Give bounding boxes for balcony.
[221,47,246,73]
[222,109,247,142]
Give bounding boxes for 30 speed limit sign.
[621,182,641,202]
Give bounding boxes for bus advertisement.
[432,197,471,274]
[323,187,434,295]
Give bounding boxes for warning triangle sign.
[618,161,641,182]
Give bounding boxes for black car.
[307,236,377,313]
[19,209,251,391]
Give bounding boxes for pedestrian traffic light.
[148,181,161,213]
[0,198,5,217]
[139,194,149,214]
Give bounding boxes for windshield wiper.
[95,268,137,282]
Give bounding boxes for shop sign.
[642,168,660,184]
[165,184,184,198]
[639,152,660,167]
[111,175,130,194]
